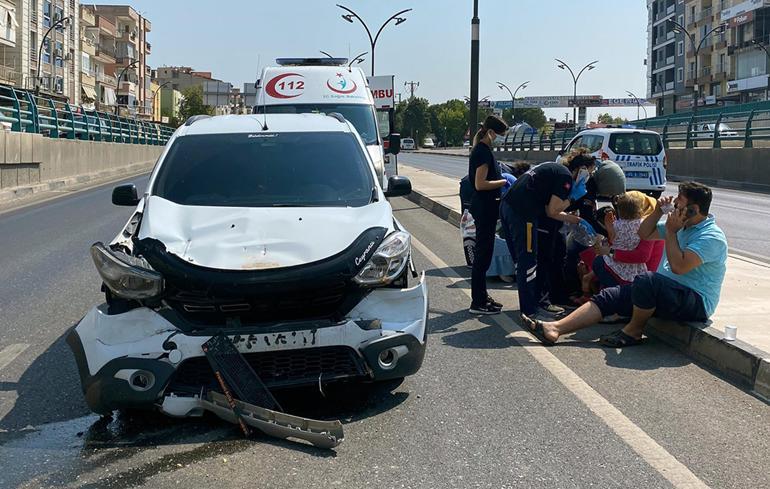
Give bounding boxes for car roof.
[577,128,660,136]
[176,114,354,137]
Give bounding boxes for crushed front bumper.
[68,274,428,415]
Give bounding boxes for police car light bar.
[276,58,348,67]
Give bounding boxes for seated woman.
[575,192,662,300]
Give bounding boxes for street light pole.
[751,40,770,101]
[497,80,529,124]
[115,59,139,115]
[36,15,71,95]
[336,4,411,76]
[626,90,648,120]
[152,81,170,122]
[669,19,725,115]
[555,59,598,130]
[469,0,480,139]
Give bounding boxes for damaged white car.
[68,113,428,419]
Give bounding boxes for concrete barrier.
[665,148,770,193]
[0,131,163,203]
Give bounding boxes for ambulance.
[255,58,400,187]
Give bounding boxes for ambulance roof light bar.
[276,58,349,67]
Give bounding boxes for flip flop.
[599,330,645,348]
[520,313,555,347]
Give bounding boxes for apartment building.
[0,1,81,101]
[649,0,770,114]
[84,4,151,116]
[154,65,219,93]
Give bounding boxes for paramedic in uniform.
[467,115,510,315]
[500,152,596,319]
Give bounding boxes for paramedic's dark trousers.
[470,204,498,308]
[500,203,539,315]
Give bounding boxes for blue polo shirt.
[656,215,728,317]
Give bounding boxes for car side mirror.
[384,176,411,198]
[386,133,401,155]
[112,184,140,206]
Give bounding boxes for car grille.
[169,346,369,391]
[165,282,360,326]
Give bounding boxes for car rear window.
[608,133,662,155]
[153,132,374,208]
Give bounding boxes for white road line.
[411,237,710,489]
[0,343,30,371]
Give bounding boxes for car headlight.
[90,243,163,299]
[354,231,411,286]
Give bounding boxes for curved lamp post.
[337,4,412,76]
[497,80,529,124]
[555,59,598,129]
[626,90,648,120]
[115,59,140,115]
[151,81,171,121]
[36,15,72,95]
[668,19,725,115]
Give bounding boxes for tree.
[435,99,469,146]
[178,85,214,122]
[597,112,627,125]
[397,97,431,142]
[502,107,547,129]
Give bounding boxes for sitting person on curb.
[522,181,727,348]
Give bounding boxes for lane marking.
[0,343,30,371]
[411,237,710,489]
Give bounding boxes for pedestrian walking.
[467,115,509,315]
[500,151,596,320]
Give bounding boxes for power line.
[404,81,419,99]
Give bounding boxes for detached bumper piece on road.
[200,333,344,449]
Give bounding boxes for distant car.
[402,137,416,150]
[422,138,435,148]
[556,128,667,197]
[463,140,470,148]
[692,123,738,139]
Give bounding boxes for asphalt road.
[399,152,770,263]
[0,178,768,488]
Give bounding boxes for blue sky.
[94,0,652,120]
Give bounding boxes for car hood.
[137,196,394,270]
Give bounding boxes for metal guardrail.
[493,102,770,153]
[0,85,174,145]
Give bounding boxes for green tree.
[178,85,214,122]
[435,99,469,146]
[398,97,431,142]
[502,107,547,129]
[597,112,627,125]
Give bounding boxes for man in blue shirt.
[521,181,728,347]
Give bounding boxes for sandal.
[599,330,644,348]
[520,313,555,347]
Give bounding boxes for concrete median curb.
[0,160,156,205]
[404,186,770,402]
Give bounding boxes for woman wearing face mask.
[500,150,596,320]
[467,115,509,315]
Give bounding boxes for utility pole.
[397,92,402,104]
[404,81,419,99]
[469,0,480,135]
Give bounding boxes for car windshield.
[258,104,379,145]
[152,132,374,208]
[718,123,733,131]
[608,133,662,156]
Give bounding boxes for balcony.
[665,81,675,91]
[96,16,116,37]
[94,45,116,64]
[146,42,151,54]
[118,80,137,95]
[81,71,96,88]
[697,66,713,85]
[696,7,713,25]
[0,65,22,87]
[81,7,95,27]
[96,72,117,86]
[80,38,95,56]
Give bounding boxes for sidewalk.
[401,163,770,400]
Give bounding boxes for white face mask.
[490,131,504,147]
[576,168,590,185]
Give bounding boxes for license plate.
[230,329,318,350]
[624,171,648,179]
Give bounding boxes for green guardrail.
[494,102,770,153]
[0,85,175,145]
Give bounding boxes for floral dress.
[603,218,647,283]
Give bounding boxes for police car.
[557,128,667,196]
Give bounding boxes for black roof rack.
[276,58,348,67]
[184,115,212,126]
